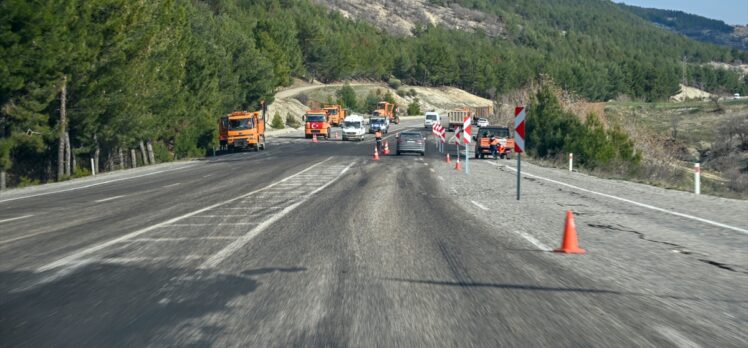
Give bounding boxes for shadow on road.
[0,264,306,347]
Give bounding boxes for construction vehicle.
[447,108,472,131]
[471,105,493,124]
[225,102,267,152]
[323,104,347,126]
[304,109,333,139]
[218,116,229,151]
[473,126,514,159]
[373,101,398,124]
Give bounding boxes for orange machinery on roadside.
[323,104,347,126]
[222,101,267,152]
[304,109,333,139]
[373,101,398,124]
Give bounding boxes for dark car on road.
[396,131,426,156]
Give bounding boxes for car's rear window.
[400,133,421,140]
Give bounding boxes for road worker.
[490,135,500,159]
[375,129,383,153]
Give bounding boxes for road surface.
[1,119,746,347]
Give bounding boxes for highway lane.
[1,119,746,346]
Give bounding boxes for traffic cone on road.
[312,134,318,143]
[384,141,390,155]
[373,146,380,161]
[554,210,586,254]
[455,156,461,171]
[446,153,451,164]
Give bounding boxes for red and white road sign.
[514,106,526,153]
[433,124,446,141]
[462,115,472,144]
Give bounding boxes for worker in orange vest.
[375,129,383,153]
[490,135,500,160]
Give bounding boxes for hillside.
[617,3,748,51]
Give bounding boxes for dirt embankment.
[267,80,493,129]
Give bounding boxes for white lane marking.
[202,174,213,178]
[438,176,445,181]
[13,260,92,293]
[167,223,257,226]
[0,165,194,204]
[0,215,33,224]
[94,195,125,203]
[193,215,252,218]
[488,162,748,235]
[163,183,181,188]
[37,157,335,273]
[470,200,489,211]
[130,237,235,242]
[516,231,552,252]
[430,168,435,173]
[655,326,701,348]
[199,162,355,269]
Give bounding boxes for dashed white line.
[199,161,356,269]
[487,162,748,234]
[515,231,552,252]
[438,176,445,181]
[0,215,33,224]
[430,168,435,173]
[470,200,489,211]
[130,237,236,242]
[163,183,181,188]
[94,195,125,203]
[167,223,257,226]
[37,157,336,273]
[655,326,701,348]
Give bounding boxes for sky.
[613,0,748,25]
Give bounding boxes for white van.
[342,114,366,141]
[424,112,440,128]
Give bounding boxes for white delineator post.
[569,153,574,172]
[90,158,96,176]
[694,163,701,195]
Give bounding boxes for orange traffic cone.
[455,156,461,171]
[554,210,586,254]
[312,134,318,143]
[373,146,380,161]
[384,141,390,155]
[446,153,451,163]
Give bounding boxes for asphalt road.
[1,119,746,347]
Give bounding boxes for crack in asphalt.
[587,223,746,274]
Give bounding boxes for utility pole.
[57,75,67,181]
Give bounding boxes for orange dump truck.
[304,109,333,139]
[471,105,494,124]
[373,101,398,124]
[473,126,514,159]
[323,104,347,126]
[218,116,229,151]
[225,108,267,152]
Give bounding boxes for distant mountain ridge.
[617,3,748,51]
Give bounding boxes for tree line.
[1,0,745,188]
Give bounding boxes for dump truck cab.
[218,116,229,151]
[374,101,398,124]
[226,110,266,152]
[473,126,513,159]
[304,110,332,139]
[323,104,346,126]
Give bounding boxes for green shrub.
[388,77,402,89]
[286,113,301,128]
[271,111,285,129]
[407,98,421,116]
